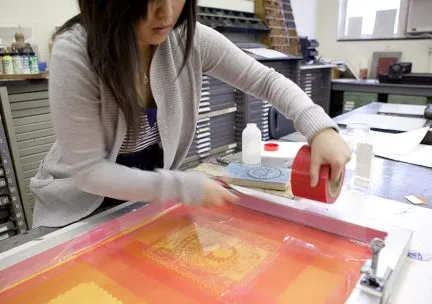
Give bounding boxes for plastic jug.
[242,123,262,164]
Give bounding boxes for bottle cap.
[264,143,279,152]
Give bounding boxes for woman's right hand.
[201,179,238,206]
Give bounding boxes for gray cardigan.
[30,23,337,228]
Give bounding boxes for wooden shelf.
[0,73,48,81]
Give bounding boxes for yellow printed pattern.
[145,221,278,294]
[48,282,122,304]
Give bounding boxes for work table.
[0,185,431,303]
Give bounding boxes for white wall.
[316,0,432,74]
[0,0,79,63]
[0,0,253,64]
[291,0,317,38]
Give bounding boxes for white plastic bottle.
[242,123,262,164]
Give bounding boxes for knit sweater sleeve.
[48,28,205,206]
[197,23,338,141]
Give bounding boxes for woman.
[30,0,350,228]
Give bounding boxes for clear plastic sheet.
[0,195,386,304]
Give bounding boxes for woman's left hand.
[309,128,351,187]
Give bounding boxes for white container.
[12,54,23,74]
[261,141,304,168]
[242,123,262,164]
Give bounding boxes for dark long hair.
[55,0,197,143]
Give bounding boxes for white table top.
[233,185,432,304]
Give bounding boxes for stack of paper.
[242,48,290,59]
[337,113,427,132]
[378,104,426,118]
[372,127,432,168]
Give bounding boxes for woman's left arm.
[197,23,351,186]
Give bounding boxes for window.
[338,0,411,40]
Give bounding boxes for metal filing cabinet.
[266,64,334,139]
[0,109,29,239]
[235,93,271,145]
[263,58,301,82]
[0,79,52,229]
[299,65,333,114]
[183,75,238,169]
[234,58,301,147]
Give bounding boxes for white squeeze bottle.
[242,123,262,164]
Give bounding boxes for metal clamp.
[360,238,392,297]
